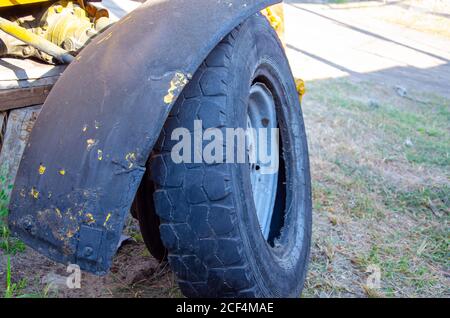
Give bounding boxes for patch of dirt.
[0,239,180,298]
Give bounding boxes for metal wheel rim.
[247,82,279,240]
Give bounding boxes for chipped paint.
[86,139,98,151]
[30,188,39,199]
[125,152,136,169]
[94,121,101,129]
[97,149,103,161]
[82,124,88,132]
[295,78,306,101]
[36,208,79,246]
[85,213,95,225]
[38,165,46,175]
[164,72,189,104]
[55,208,62,218]
[103,213,112,227]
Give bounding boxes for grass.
[319,80,449,166]
[388,185,449,216]
[1,74,449,297]
[0,172,26,255]
[3,254,52,298]
[377,103,450,167]
[0,171,32,298]
[0,226,26,255]
[371,0,450,39]
[302,78,450,297]
[3,255,29,298]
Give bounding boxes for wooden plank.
[0,105,42,201]
[0,85,52,111]
[0,57,65,90]
[0,111,5,151]
[0,58,64,111]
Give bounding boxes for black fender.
[8,0,280,275]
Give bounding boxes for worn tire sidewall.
[227,15,312,297]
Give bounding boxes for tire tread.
[151,26,257,298]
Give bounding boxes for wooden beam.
[0,85,52,112]
[0,105,42,201]
[0,111,5,150]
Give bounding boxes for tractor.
[0,0,311,298]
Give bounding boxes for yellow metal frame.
[0,0,52,8]
[0,15,74,62]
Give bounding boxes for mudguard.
[8,0,280,275]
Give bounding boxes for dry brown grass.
[326,0,450,39]
[1,76,448,298]
[301,77,449,298]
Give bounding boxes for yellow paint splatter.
[104,213,112,226]
[86,139,97,150]
[164,72,189,104]
[97,149,103,161]
[85,213,96,225]
[295,78,306,102]
[82,124,88,132]
[38,165,46,175]
[30,188,39,199]
[59,169,66,176]
[55,208,62,218]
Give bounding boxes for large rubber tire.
[133,169,167,262]
[150,14,312,298]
